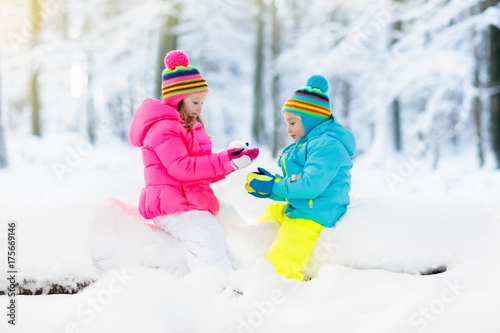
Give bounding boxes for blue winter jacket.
[271,118,356,227]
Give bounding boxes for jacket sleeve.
[270,193,286,202]
[272,139,345,199]
[210,172,231,184]
[148,121,234,181]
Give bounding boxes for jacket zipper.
[282,144,313,209]
[281,154,289,204]
[281,154,288,177]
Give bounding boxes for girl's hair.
[177,100,205,130]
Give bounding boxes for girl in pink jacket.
[129,50,258,273]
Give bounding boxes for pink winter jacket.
[128,98,234,219]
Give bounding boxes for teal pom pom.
[306,75,329,93]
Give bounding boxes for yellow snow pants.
[259,203,323,281]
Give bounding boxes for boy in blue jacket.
[245,75,356,281]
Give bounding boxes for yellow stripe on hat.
[284,100,330,117]
[162,79,208,95]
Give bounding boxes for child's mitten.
[245,182,271,198]
[228,147,259,170]
[246,167,281,194]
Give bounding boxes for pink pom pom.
[164,50,190,70]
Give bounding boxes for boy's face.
[182,92,207,118]
[283,111,306,143]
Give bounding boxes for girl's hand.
[228,147,259,170]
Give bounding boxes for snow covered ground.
[1,134,500,333]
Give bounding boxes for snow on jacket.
[271,118,356,227]
[128,98,234,219]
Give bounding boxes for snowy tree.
[252,0,266,145]
[174,0,255,146]
[156,1,181,100]
[0,41,7,169]
[491,24,500,167]
[389,0,404,152]
[274,0,500,168]
[63,0,165,143]
[271,0,285,157]
[30,0,42,137]
[1,0,499,168]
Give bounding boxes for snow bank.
[1,137,500,332]
[309,194,500,276]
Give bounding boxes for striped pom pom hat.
[161,50,209,108]
[282,75,332,134]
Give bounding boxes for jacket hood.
[307,118,356,158]
[129,98,182,147]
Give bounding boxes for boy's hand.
[245,183,271,198]
[246,167,281,195]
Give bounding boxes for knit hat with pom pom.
[161,50,209,108]
[282,75,332,134]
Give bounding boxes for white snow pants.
[153,210,233,273]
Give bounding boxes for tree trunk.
[156,3,180,100]
[271,0,282,157]
[30,70,41,136]
[391,99,402,151]
[490,23,500,168]
[61,0,69,39]
[31,0,42,137]
[340,80,351,127]
[472,91,485,166]
[288,0,300,31]
[472,27,485,166]
[0,41,8,168]
[390,9,403,152]
[470,1,493,167]
[86,71,96,144]
[252,0,266,144]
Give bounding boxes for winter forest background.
[1,0,500,173]
[2,1,500,331]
